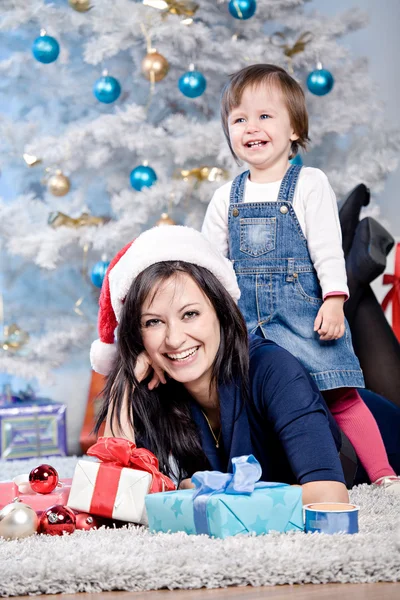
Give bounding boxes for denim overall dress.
[228,165,365,391]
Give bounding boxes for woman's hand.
[135,351,167,390]
[178,478,195,490]
[301,481,349,505]
[314,296,346,341]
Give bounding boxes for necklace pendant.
[215,442,219,448]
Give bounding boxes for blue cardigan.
[190,334,345,485]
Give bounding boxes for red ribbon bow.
[381,243,400,343]
[87,437,175,493]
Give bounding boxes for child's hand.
[134,352,166,390]
[314,296,346,341]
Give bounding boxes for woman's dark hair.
[95,261,249,483]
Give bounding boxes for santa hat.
[90,225,240,375]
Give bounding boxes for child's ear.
[290,131,300,141]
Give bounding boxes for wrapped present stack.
[1,452,305,541]
[145,455,304,539]
[0,469,72,514]
[1,438,176,540]
[0,462,108,539]
[0,385,67,460]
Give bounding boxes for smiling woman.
[91,226,360,504]
[140,274,221,390]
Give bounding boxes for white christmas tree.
[1,0,399,383]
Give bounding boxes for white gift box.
[67,459,152,525]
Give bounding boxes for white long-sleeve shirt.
[202,167,349,299]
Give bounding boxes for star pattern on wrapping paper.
[183,525,194,535]
[269,488,290,507]
[171,498,184,517]
[206,500,219,522]
[249,514,270,533]
[220,508,241,537]
[150,517,163,532]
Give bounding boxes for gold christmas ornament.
[68,0,92,11]
[0,499,38,540]
[156,212,176,226]
[176,166,229,183]
[48,211,110,229]
[23,153,42,167]
[1,323,30,352]
[270,31,313,58]
[47,170,71,196]
[143,0,199,18]
[270,31,313,73]
[142,50,169,82]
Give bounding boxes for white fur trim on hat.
[108,226,240,321]
[90,339,118,376]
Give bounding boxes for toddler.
[202,64,399,492]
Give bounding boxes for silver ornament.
[0,498,38,540]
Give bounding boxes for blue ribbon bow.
[191,455,286,535]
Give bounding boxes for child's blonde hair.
[221,64,310,162]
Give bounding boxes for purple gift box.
[0,399,67,460]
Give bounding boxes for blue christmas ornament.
[290,154,303,166]
[93,73,121,104]
[178,69,207,99]
[228,0,257,20]
[91,259,110,288]
[32,32,60,64]
[130,165,157,191]
[307,66,334,96]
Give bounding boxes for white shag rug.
[0,456,399,597]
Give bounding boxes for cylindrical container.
[304,502,359,534]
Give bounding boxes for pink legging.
[322,387,396,483]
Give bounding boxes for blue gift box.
[145,455,304,539]
[0,398,67,460]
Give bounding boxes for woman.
[91,226,398,502]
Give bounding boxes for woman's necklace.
[201,409,221,448]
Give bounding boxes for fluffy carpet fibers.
[0,456,399,597]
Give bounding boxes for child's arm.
[303,170,348,340]
[201,187,230,257]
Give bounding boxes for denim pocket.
[239,217,276,257]
[294,273,323,306]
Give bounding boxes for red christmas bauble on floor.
[29,464,59,494]
[73,511,106,531]
[39,504,76,535]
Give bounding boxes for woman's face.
[140,273,221,390]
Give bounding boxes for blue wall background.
[311,0,400,234]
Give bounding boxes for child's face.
[228,82,299,179]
